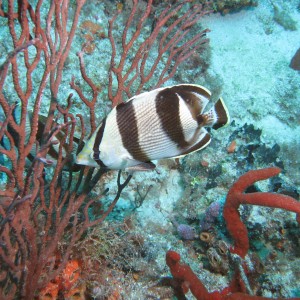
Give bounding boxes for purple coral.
[177,224,196,240]
[199,200,223,231]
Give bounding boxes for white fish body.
[76,84,230,171]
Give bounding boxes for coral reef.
[0,0,211,298]
[38,260,85,300]
[272,2,297,31]
[166,167,300,299]
[1,0,299,298]
[199,0,258,14]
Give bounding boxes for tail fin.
[201,97,230,130]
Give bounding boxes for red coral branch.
[107,0,210,106]
[70,51,100,133]
[166,250,222,300]
[165,250,295,300]
[223,167,300,258]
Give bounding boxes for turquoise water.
[0,0,299,299]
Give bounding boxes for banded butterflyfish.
[76,84,230,171]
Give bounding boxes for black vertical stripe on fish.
[181,131,211,156]
[212,98,229,130]
[93,118,107,167]
[169,85,210,118]
[116,101,149,162]
[155,88,189,149]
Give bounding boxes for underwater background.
[0,0,300,299]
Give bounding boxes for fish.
[290,47,300,71]
[76,84,230,171]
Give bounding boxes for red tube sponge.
[166,250,222,300]
[223,167,300,258]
